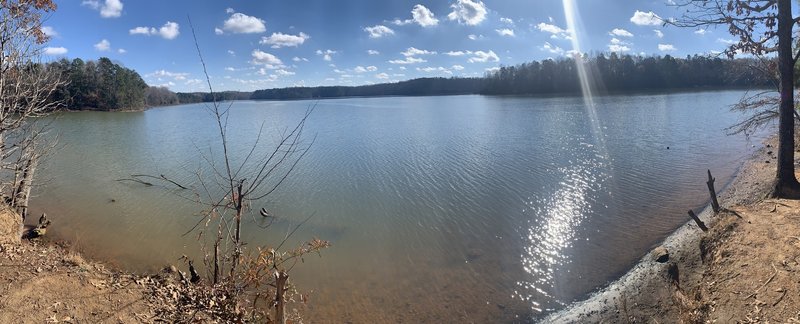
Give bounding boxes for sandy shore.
[542,137,800,323]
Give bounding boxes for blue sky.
[40,0,739,92]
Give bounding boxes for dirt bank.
[543,139,800,323]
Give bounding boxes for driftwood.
[707,169,721,214]
[688,210,708,232]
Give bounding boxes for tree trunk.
[773,0,800,198]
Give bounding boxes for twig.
[743,263,779,300]
[772,289,786,306]
[115,178,153,186]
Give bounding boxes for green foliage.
[48,57,148,111]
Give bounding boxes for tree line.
[44,54,776,109]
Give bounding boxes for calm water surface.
[30,91,765,322]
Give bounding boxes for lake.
[30,91,765,322]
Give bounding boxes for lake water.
[30,91,765,322]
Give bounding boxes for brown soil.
[545,139,800,323]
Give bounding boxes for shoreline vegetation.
[45,54,774,111]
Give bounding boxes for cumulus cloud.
[535,22,571,40]
[260,32,309,48]
[222,13,266,34]
[147,69,190,81]
[41,26,58,37]
[376,73,389,79]
[630,10,663,26]
[118,48,126,54]
[292,56,309,62]
[417,66,453,75]
[129,22,180,40]
[411,4,439,27]
[658,43,676,51]
[448,0,488,25]
[468,50,499,63]
[94,39,111,51]
[444,51,467,56]
[364,25,395,38]
[717,38,736,45]
[608,44,631,52]
[367,49,380,55]
[496,28,515,37]
[694,29,708,35]
[654,29,664,38]
[82,0,123,18]
[500,17,514,25]
[44,47,68,55]
[388,57,427,64]
[467,34,484,40]
[540,42,564,55]
[251,50,283,66]
[316,49,337,61]
[610,28,633,37]
[401,47,436,57]
[451,64,465,71]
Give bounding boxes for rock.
[652,246,669,263]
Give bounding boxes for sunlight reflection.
[513,0,615,313]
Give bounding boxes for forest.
[43,54,775,110]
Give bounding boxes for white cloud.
[225,8,235,14]
[630,10,663,26]
[275,69,295,76]
[694,29,708,35]
[222,13,266,34]
[118,48,126,54]
[354,66,368,73]
[366,65,378,71]
[292,56,309,62]
[608,44,631,52]
[44,47,68,55]
[485,67,500,73]
[215,28,224,35]
[717,38,736,45]
[540,42,564,55]
[411,4,439,27]
[448,0,488,26]
[500,17,514,25]
[468,50,499,63]
[535,22,571,40]
[445,51,467,56]
[83,0,123,18]
[260,32,309,48]
[610,28,633,37]
[94,39,110,51]
[376,72,389,79]
[367,49,380,55]
[228,50,235,56]
[496,28,515,37]
[251,50,283,66]
[149,70,189,81]
[399,66,407,70]
[316,49,337,61]
[467,34,484,40]
[401,47,436,57]
[41,26,58,37]
[654,29,664,38]
[451,64,465,71]
[658,43,676,51]
[364,25,394,38]
[129,22,180,40]
[417,66,453,75]
[388,57,427,64]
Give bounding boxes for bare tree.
[672,0,800,198]
[138,21,327,322]
[0,1,65,221]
